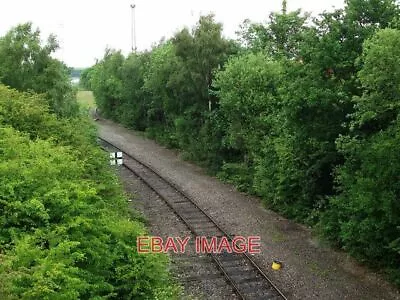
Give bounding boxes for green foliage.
[237,7,310,58]
[269,61,349,219]
[89,14,237,157]
[87,2,400,286]
[245,0,400,221]
[89,49,125,120]
[0,23,78,117]
[352,28,400,131]
[214,53,281,154]
[119,52,151,130]
[318,28,400,285]
[0,85,180,299]
[79,68,93,90]
[143,42,182,131]
[213,52,282,192]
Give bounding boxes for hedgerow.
[85,1,400,286]
[0,85,180,299]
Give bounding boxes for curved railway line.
[98,136,288,300]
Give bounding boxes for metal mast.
[130,3,137,53]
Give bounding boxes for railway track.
[98,136,288,300]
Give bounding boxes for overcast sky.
[1,0,344,68]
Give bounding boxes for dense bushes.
[0,85,179,298]
[213,52,282,192]
[85,1,400,286]
[319,29,400,285]
[0,21,180,298]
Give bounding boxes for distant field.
[76,90,96,109]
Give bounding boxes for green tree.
[352,28,400,132]
[79,67,93,90]
[319,29,400,285]
[262,0,400,220]
[90,49,124,119]
[0,23,78,117]
[213,52,282,191]
[237,1,310,58]
[170,15,237,154]
[142,42,182,145]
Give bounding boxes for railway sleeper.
[244,288,284,300]
[192,222,218,229]
[236,281,274,295]
[174,206,200,214]
[220,264,254,273]
[171,199,192,205]
[178,272,226,283]
[183,216,210,223]
[229,273,262,284]
[218,257,249,267]
[217,252,244,261]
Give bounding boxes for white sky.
[0,0,344,68]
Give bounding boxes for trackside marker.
[110,152,123,165]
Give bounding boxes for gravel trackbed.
[99,119,400,300]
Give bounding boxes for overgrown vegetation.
[85,0,400,286]
[0,24,180,299]
[0,23,78,117]
[76,90,96,109]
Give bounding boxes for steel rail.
[98,136,288,300]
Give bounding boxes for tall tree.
[0,23,77,116]
[237,1,310,58]
[89,49,124,119]
[319,30,400,283]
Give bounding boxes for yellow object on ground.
[272,261,282,270]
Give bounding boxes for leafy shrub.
[0,85,180,299]
[86,2,400,287]
[318,29,400,285]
